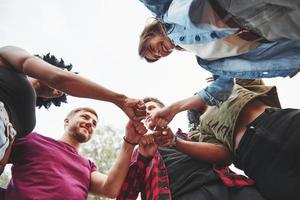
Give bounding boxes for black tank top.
[0,67,36,138]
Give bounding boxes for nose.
[85,120,92,128]
[146,109,151,116]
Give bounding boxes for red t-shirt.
[6,132,97,200]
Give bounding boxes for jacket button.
[210,32,218,39]
[195,35,201,41]
[179,36,185,41]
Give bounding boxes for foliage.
[0,169,10,189]
[80,125,123,200]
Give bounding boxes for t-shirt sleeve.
[190,129,222,145]
[89,160,97,173]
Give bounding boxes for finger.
[146,136,152,145]
[146,135,154,144]
[136,101,146,109]
[139,137,147,146]
[159,119,168,128]
[134,108,146,117]
[156,119,166,128]
[162,130,168,135]
[137,127,147,135]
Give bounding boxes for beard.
[72,131,90,143]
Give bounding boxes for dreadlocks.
[35,53,74,109]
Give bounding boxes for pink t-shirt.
[6,132,97,200]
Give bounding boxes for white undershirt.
[181,6,259,60]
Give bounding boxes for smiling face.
[143,34,175,62]
[64,109,98,143]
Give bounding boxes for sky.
[1,0,300,148]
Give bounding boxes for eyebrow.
[81,114,98,125]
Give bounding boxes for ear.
[64,118,69,126]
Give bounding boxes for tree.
[80,125,123,200]
[0,167,10,189]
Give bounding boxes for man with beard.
[5,107,147,200]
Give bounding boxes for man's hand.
[138,133,158,157]
[121,98,146,121]
[125,120,147,144]
[153,127,174,147]
[148,106,175,128]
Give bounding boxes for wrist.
[113,94,127,108]
[123,136,138,146]
[168,103,180,116]
[137,153,153,164]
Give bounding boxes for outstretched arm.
[149,76,233,128]
[0,46,145,120]
[155,128,232,166]
[89,121,147,198]
[149,95,207,128]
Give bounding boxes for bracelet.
[123,136,138,146]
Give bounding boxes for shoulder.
[139,0,173,17]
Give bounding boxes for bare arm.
[89,121,147,198]
[150,95,207,128]
[155,128,232,166]
[175,138,232,166]
[0,46,145,120]
[0,46,126,104]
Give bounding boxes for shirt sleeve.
[89,160,97,173]
[190,129,222,145]
[139,0,172,17]
[197,76,234,106]
[117,153,152,200]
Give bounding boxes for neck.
[60,133,80,150]
[0,57,7,69]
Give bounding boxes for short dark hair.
[138,18,166,63]
[35,53,74,109]
[142,97,165,107]
[66,107,98,119]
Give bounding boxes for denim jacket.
[139,0,300,106]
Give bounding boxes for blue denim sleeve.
[139,0,172,17]
[197,76,234,106]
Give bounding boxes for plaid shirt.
[117,148,172,200]
[117,130,254,200]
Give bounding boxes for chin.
[74,132,90,143]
